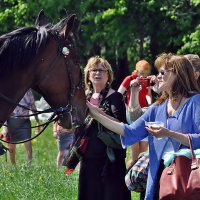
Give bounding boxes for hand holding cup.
[145,121,165,139]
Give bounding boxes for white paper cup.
[145,121,164,139]
[145,121,164,128]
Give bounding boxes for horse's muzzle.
[57,112,72,129]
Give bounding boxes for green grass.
[0,122,139,200]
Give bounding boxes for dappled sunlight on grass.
[0,121,139,199]
[0,123,79,199]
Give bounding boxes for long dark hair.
[155,53,200,104]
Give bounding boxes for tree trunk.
[112,54,129,90]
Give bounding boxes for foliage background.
[1,0,200,88]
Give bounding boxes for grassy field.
[0,122,139,200]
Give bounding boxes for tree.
[1,0,200,87]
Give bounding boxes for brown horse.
[0,10,87,129]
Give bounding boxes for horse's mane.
[0,26,50,72]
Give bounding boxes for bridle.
[52,31,84,102]
[0,29,84,145]
[48,30,84,124]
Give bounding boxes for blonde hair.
[134,60,151,75]
[155,53,199,104]
[84,56,113,93]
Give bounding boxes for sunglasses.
[158,68,173,76]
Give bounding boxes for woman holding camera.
[118,60,153,109]
[118,60,152,169]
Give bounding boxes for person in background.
[126,78,150,200]
[87,53,200,200]
[2,89,40,165]
[118,60,152,167]
[118,60,153,108]
[53,121,74,167]
[78,56,131,200]
[184,54,200,88]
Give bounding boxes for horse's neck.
[0,77,31,125]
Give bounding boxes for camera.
[139,77,151,88]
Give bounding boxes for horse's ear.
[62,14,76,40]
[35,9,49,26]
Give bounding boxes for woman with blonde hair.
[78,56,131,200]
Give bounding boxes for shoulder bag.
[97,123,122,149]
[159,135,200,200]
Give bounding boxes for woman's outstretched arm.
[86,101,125,136]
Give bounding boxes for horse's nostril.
[57,112,73,129]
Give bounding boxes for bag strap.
[187,134,199,170]
[98,90,113,132]
[177,135,196,160]
[97,122,102,132]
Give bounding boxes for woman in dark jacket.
[78,56,131,200]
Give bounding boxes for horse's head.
[34,11,87,129]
